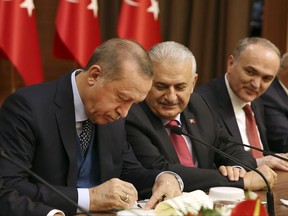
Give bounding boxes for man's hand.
[243,165,277,190]
[218,165,246,181]
[145,173,182,209]
[256,154,288,171]
[88,178,138,211]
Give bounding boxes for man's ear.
[87,65,102,85]
[191,73,198,93]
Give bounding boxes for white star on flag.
[147,0,159,20]
[87,0,98,17]
[20,0,35,17]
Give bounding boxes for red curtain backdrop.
[0,0,43,86]
[118,0,162,50]
[53,0,101,67]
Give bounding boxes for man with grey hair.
[196,37,288,171]
[261,52,288,153]
[125,41,277,192]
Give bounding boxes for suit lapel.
[141,103,180,163]
[251,100,269,150]
[54,73,78,185]
[215,78,243,142]
[181,109,210,167]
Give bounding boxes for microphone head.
[170,125,184,135]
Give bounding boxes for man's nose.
[117,103,133,118]
[251,77,261,88]
[165,87,177,101]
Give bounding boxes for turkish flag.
[118,0,162,50]
[0,0,43,86]
[53,0,101,67]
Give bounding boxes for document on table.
[117,190,213,216]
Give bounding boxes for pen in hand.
[135,201,143,208]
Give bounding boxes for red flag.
[0,0,43,86]
[53,0,101,67]
[118,0,162,50]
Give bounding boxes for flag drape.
[118,0,162,50]
[53,0,101,67]
[0,0,43,86]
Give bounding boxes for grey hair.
[280,52,288,70]
[148,41,197,76]
[84,38,153,81]
[232,37,281,60]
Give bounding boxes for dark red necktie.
[166,120,194,167]
[243,104,263,158]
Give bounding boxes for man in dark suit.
[125,41,277,192]
[261,53,288,153]
[196,37,288,171]
[0,38,182,216]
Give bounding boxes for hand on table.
[218,165,246,181]
[144,173,182,210]
[256,153,288,172]
[243,165,277,190]
[88,178,138,211]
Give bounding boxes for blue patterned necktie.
[79,120,93,156]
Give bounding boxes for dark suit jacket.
[0,178,52,216]
[195,75,270,152]
[0,72,159,215]
[261,78,288,152]
[125,93,256,192]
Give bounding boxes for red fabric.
[0,0,43,86]
[118,0,162,50]
[243,104,263,158]
[53,0,101,67]
[166,120,194,167]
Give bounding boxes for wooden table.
[78,171,288,216]
[257,171,288,216]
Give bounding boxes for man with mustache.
[125,41,277,192]
[196,37,288,171]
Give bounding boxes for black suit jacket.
[0,72,159,215]
[196,75,270,152]
[261,78,288,152]
[125,93,256,192]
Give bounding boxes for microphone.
[220,136,288,162]
[171,126,275,216]
[0,147,92,216]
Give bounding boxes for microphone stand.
[221,137,288,162]
[0,148,92,216]
[171,126,275,216]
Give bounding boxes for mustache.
[159,101,179,106]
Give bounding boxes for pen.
[135,201,142,208]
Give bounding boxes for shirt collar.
[71,69,88,122]
[162,114,181,126]
[225,73,250,111]
[278,78,288,95]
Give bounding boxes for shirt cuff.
[47,209,65,216]
[156,171,184,192]
[77,188,90,213]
